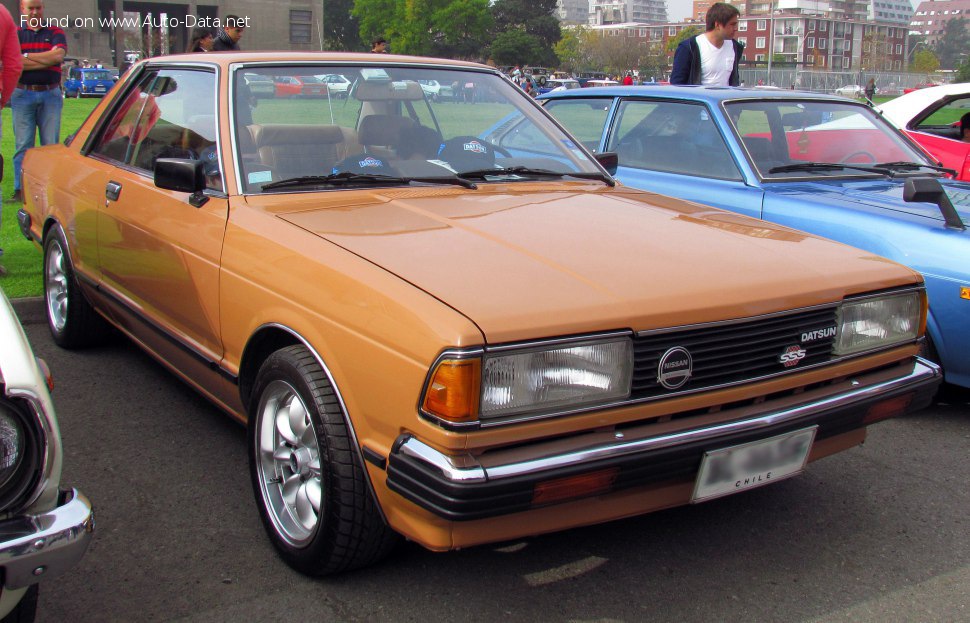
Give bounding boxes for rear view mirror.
[154,158,208,207]
[596,152,618,175]
[903,177,965,230]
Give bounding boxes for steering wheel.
[840,150,877,164]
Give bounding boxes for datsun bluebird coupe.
[540,86,970,389]
[0,290,94,620]
[18,54,940,576]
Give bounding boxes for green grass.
[0,97,100,299]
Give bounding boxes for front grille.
[632,306,838,398]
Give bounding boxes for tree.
[911,49,940,74]
[934,17,969,69]
[490,0,561,66]
[324,0,364,50]
[666,26,701,54]
[490,28,546,66]
[554,27,596,73]
[957,56,970,82]
[430,0,493,60]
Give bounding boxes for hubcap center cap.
[289,446,312,476]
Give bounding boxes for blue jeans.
[11,86,63,192]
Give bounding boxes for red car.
[878,83,970,180]
[273,75,329,98]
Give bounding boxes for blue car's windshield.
[82,70,113,80]
[723,99,937,179]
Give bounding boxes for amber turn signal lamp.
[862,393,913,425]
[532,468,619,506]
[422,358,481,423]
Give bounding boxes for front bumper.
[387,358,941,521]
[0,488,94,589]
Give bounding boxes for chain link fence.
[738,69,937,95]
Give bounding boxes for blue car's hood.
[767,178,970,225]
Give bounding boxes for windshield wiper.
[261,171,477,191]
[458,166,615,186]
[767,162,893,176]
[874,161,958,176]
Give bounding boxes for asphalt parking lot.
[12,300,970,622]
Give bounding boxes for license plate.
[691,426,817,503]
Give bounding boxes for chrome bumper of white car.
[0,488,94,589]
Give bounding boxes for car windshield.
[232,64,603,192]
[723,99,938,179]
[83,70,113,80]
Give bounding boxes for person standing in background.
[371,38,387,53]
[186,28,214,53]
[670,3,742,86]
[0,3,23,277]
[11,0,65,205]
[864,78,876,104]
[212,15,245,51]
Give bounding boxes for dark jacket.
[211,30,240,51]
[670,36,744,86]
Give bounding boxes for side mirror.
[596,151,619,176]
[903,177,965,230]
[154,158,209,207]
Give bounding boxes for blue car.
[63,67,116,98]
[536,86,970,389]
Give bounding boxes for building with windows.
[557,0,592,24]
[910,0,970,45]
[591,0,668,25]
[866,0,916,25]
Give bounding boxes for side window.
[89,71,159,163]
[543,98,612,152]
[918,97,970,136]
[607,100,741,180]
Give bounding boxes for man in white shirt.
[670,3,743,86]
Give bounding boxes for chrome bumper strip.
[0,488,95,589]
[397,359,941,485]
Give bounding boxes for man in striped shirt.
[11,0,65,203]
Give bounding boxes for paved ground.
[13,301,970,622]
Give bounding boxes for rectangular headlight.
[835,291,923,356]
[480,337,633,420]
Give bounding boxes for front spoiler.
[387,358,941,521]
[0,488,94,589]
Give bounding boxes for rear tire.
[43,225,108,348]
[248,345,398,575]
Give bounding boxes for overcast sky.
[668,0,693,22]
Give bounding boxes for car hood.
[767,178,970,224]
[257,184,919,343]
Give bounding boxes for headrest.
[358,115,416,146]
[250,124,346,147]
[354,80,425,101]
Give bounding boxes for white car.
[315,73,352,98]
[835,84,865,98]
[417,79,441,100]
[0,290,94,620]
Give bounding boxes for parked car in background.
[242,72,274,98]
[536,78,580,95]
[316,73,352,98]
[540,85,970,389]
[878,83,970,180]
[834,84,864,98]
[417,79,441,100]
[585,79,618,87]
[273,75,329,98]
[63,67,116,98]
[0,289,94,621]
[19,54,939,578]
[904,82,941,94]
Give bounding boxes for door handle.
[106,181,122,202]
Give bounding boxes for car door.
[543,97,765,218]
[86,65,228,364]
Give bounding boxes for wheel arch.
[239,322,390,522]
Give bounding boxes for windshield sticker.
[562,138,576,149]
[248,170,272,184]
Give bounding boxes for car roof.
[133,51,493,72]
[538,85,853,104]
[878,83,970,119]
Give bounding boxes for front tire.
[248,345,397,575]
[43,225,108,348]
